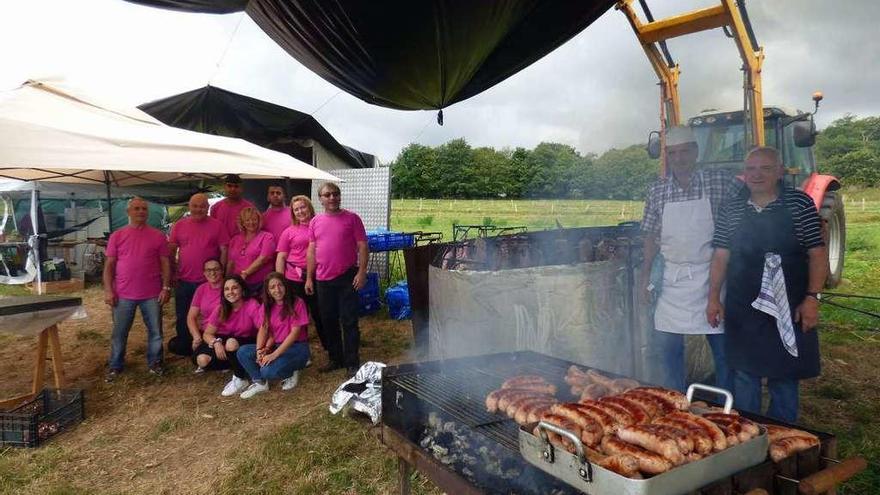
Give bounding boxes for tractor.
[619,0,846,286]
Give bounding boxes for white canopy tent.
[0,79,341,292]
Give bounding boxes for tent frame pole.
[104,171,113,235]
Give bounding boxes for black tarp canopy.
[125,0,616,112]
[139,85,374,169]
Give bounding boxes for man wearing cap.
[262,183,290,240]
[639,125,742,392]
[167,193,229,356]
[210,174,256,238]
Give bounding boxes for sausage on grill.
[571,402,617,435]
[586,369,616,389]
[642,423,694,455]
[586,400,637,427]
[623,390,676,416]
[497,389,551,412]
[616,425,685,465]
[769,435,820,462]
[601,435,672,474]
[653,416,713,455]
[764,424,817,443]
[600,396,650,424]
[610,378,641,394]
[537,413,582,454]
[580,383,610,401]
[550,403,604,446]
[507,395,553,418]
[514,397,557,425]
[632,387,689,410]
[667,411,728,451]
[596,453,642,479]
[526,402,557,424]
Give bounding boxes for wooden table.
[0,295,82,409]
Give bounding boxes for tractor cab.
[688,106,818,190]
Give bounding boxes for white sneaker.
[193,366,205,374]
[281,371,300,391]
[220,376,249,397]
[240,381,269,399]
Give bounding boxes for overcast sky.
[3,0,879,163]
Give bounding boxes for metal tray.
[518,384,770,495]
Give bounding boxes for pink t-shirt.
[169,216,229,283]
[190,282,222,330]
[256,298,310,344]
[206,298,260,338]
[262,206,291,240]
[209,197,255,238]
[228,231,276,285]
[106,224,170,300]
[308,210,367,281]
[276,224,310,282]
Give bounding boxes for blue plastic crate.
[358,272,380,316]
[367,232,415,252]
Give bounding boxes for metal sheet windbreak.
[428,260,635,376]
[311,167,391,278]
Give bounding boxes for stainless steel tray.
[518,384,769,495]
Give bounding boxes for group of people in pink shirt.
[103,175,369,399]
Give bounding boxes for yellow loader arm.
[617,0,765,172]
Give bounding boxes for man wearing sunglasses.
[167,193,229,356]
[305,182,368,376]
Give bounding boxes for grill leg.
[398,457,412,495]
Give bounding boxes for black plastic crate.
[0,389,85,447]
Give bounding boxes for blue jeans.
[237,342,310,383]
[734,369,799,422]
[108,298,163,371]
[650,331,733,393]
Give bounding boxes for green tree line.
[390,139,659,200]
[389,114,880,199]
[816,115,880,186]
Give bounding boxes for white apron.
[654,174,721,335]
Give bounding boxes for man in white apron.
[639,126,740,392]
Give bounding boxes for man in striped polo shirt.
[706,146,827,422]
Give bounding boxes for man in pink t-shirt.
[305,182,368,376]
[167,193,230,356]
[210,174,255,238]
[262,184,291,240]
[104,197,171,381]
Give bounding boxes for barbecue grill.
[379,351,862,495]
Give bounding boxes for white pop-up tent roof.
[0,79,340,185]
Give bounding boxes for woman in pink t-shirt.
[275,195,326,353]
[227,207,276,295]
[197,275,261,397]
[236,272,311,398]
[180,258,224,366]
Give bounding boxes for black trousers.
[289,278,327,352]
[169,280,200,356]
[316,267,360,367]
[192,336,257,379]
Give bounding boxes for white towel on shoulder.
[751,253,798,357]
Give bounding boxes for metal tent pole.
[104,171,113,235]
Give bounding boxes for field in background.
[391,198,644,240]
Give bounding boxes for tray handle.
[535,421,593,482]
[686,383,734,413]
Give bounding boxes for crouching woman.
[196,275,260,397]
[237,272,311,399]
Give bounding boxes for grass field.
[0,190,877,494]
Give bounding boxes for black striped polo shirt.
[712,184,825,250]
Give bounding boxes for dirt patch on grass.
[0,288,433,495]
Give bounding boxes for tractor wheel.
[820,191,845,288]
